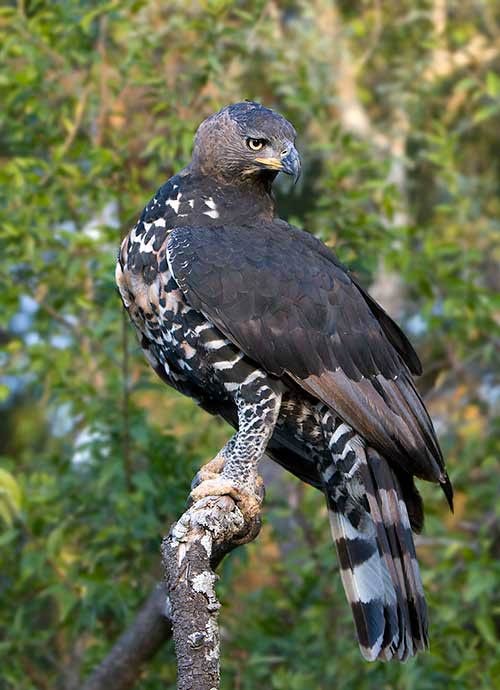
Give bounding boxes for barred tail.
[363,448,428,659]
[318,410,428,661]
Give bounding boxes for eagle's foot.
[189,475,264,520]
[190,451,226,490]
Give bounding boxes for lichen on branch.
[162,494,262,690]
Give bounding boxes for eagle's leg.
[190,377,282,518]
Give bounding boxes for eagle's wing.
[167,223,451,501]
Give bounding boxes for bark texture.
[162,494,261,690]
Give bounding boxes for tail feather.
[327,506,400,660]
[318,408,428,661]
[365,448,429,656]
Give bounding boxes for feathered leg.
[190,375,281,518]
[316,406,428,661]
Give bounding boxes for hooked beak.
[280,145,301,183]
[254,144,301,184]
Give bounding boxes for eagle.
[116,101,452,662]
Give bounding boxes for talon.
[191,452,226,490]
[254,475,265,502]
[189,476,263,520]
[191,469,219,491]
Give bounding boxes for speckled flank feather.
[116,101,452,662]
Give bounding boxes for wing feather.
[167,223,450,495]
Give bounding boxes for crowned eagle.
[116,101,452,661]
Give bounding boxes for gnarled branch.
[81,494,261,690]
[162,494,261,690]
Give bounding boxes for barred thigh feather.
[318,409,428,661]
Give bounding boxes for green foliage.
[0,1,498,688]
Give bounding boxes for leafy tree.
[1,1,498,688]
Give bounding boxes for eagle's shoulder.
[141,170,189,224]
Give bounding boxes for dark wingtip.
[412,356,423,377]
[440,473,454,512]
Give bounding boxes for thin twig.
[94,15,109,148]
[58,82,91,160]
[355,0,383,72]
[15,18,67,69]
[36,301,82,337]
[38,81,91,186]
[121,308,133,491]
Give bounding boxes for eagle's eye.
[246,137,267,151]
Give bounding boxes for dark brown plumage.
[116,101,452,662]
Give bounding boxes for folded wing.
[166,222,452,503]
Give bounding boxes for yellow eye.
[247,138,266,151]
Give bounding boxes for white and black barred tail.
[318,410,428,661]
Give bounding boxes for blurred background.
[1,1,499,689]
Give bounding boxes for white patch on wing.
[340,440,356,459]
[204,338,231,350]
[360,640,384,662]
[322,464,335,483]
[203,209,219,219]
[329,509,374,542]
[241,370,266,385]
[166,193,182,214]
[378,489,397,525]
[140,234,156,253]
[223,381,240,392]
[194,322,212,334]
[398,499,412,530]
[213,352,244,370]
[203,196,219,219]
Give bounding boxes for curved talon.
[254,475,265,502]
[189,477,263,520]
[191,452,226,490]
[191,469,220,491]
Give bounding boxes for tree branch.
[80,584,171,690]
[162,494,262,690]
[80,495,261,690]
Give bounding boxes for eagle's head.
[191,101,300,184]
